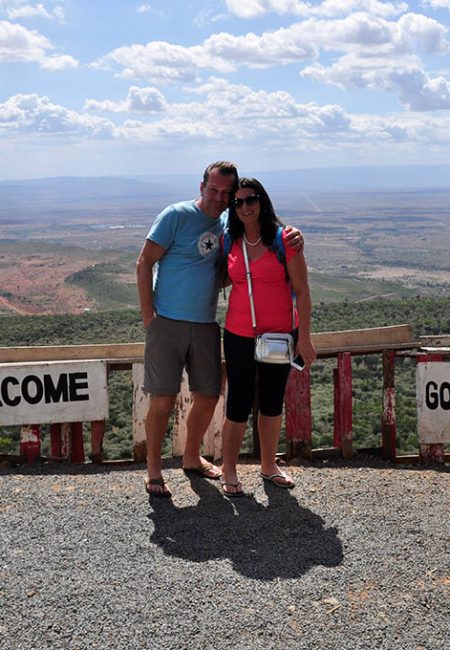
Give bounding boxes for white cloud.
[301,14,450,111]
[1,2,450,176]
[392,67,450,109]
[2,80,450,164]
[119,117,226,143]
[3,1,65,22]
[7,3,52,19]
[0,19,51,61]
[289,12,449,56]
[184,77,351,131]
[40,53,78,70]
[5,77,353,147]
[92,42,204,83]
[114,76,354,151]
[92,29,317,82]
[86,12,450,125]
[421,1,450,10]
[0,19,77,68]
[201,29,316,68]
[0,93,115,137]
[85,86,168,113]
[92,11,449,88]
[352,111,450,149]
[118,76,450,158]
[224,0,408,19]
[397,12,449,53]
[193,9,228,26]
[302,54,450,109]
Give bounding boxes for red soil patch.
[0,252,109,315]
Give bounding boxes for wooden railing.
[1,325,449,466]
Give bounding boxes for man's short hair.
[202,161,239,188]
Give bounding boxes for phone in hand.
[291,354,305,371]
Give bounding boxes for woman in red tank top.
[220,178,316,497]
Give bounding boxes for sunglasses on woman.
[232,195,260,209]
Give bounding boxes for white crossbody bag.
[242,238,303,369]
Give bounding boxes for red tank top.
[224,230,299,337]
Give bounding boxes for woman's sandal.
[261,472,295,489]
[183,462,222,480]
[220,476,244,498]
[144,477,172,498]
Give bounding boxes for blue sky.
[1,0,450,180]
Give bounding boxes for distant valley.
[0,169,449,315]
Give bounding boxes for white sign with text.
[0,360,108,426]
[416,362,450,444]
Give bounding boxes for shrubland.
[1,296,449,459]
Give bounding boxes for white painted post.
[172,367,225,461]
[132,365,226,462]
[132,363,151,463]
[202,361,226,461]
[172,371,191,457]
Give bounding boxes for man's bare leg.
[182,391,221,478]
[145,394,177,495]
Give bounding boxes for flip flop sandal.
[183,463,222,480]
[220,476,245,498]
[261,473,295,489]
[145,477,172,498]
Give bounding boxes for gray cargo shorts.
[143,315,221,396]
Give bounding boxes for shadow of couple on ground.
[147,476,343,580]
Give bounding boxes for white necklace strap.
[242,239,257,333]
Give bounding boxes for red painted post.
[285,367,312,459]
[337,353,352,459]
[19,424,41,464]
[70,422,85,463]
[333,368,341,447]
[91,420,106,463]
[50,423,62,458]
[419,443,446,463]
[381,350,397,461]
[417,353,445,463]
[60,423,71,458]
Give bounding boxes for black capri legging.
[224,328,294,422]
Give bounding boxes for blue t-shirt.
[147,200,227,322]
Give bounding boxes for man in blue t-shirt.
[137,161,238,496]
[137,161,303,497]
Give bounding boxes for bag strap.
[242,239,257,336]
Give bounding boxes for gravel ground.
[1,456,449,650]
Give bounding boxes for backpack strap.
[273,226,295,329]
[219,230,232,298]
[271,225,288,280]
[222,229,232,257]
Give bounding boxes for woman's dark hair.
[227,177,283,246]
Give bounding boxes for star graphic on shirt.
[197,231,219,256]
